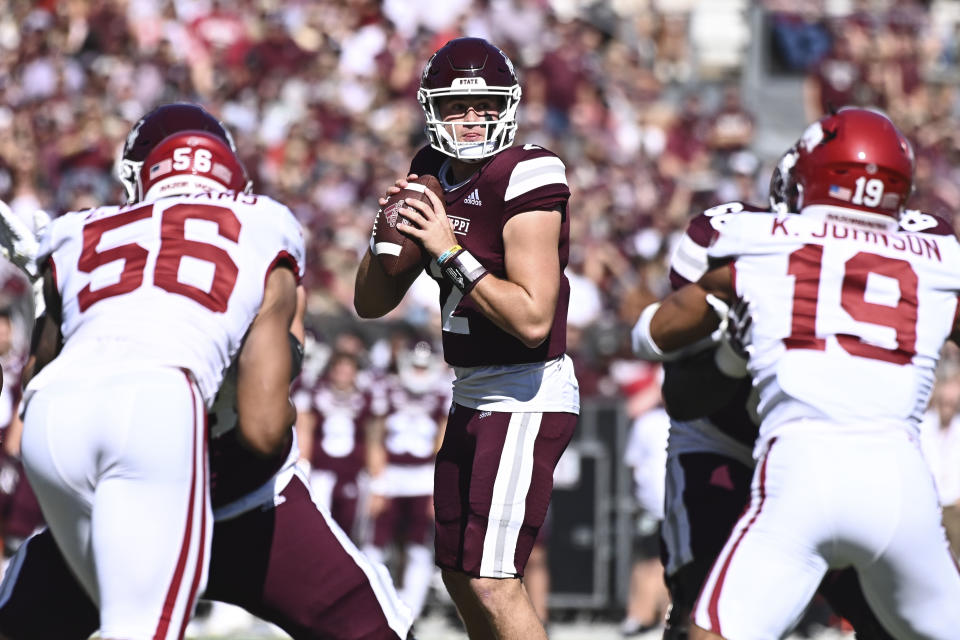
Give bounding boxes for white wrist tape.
[631,302,665,361]
[632,301,719,362]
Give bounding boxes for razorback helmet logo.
[417,37,522,161]
[770,107,914,218]
[119,103,250,203]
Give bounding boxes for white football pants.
[22,366,211,640]
[694,424,960,640]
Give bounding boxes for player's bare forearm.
[353,249,421,318]
[468,209,562,348]
[651,284,718,352]
[294,410,315,467]
[366,416,387,476]
[291,285,306,343]
[2,413,22,456]
[651,265,733,353]
[468,273,558,348]
[237,266,298,457]
[24,267,63,386]
[22,317,61,386]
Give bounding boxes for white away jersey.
[709,205,960,444]
[30,191,304,405]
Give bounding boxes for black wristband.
[289,332,304,381]
[30,312,46,355]
[441,248,489,295]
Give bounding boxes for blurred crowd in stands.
[3,0,959,401]
[1,0,960,627]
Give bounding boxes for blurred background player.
[355,37,579,640]
[364,340,450,621]
[635,107,960,640]
[297,349,378,540]
[621,398,670,637]
[0,305,42,572]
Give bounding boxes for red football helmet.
[418,37,521,161]
[769,107,914,217]
[119,103,249,203]
[139,131,249,202]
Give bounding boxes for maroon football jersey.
[409,144,571,367]
[381,376,448,466]
[308,384,376,478]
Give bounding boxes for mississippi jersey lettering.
[32,191,304,405]
[708,205,960,446]
[410,145,571,367]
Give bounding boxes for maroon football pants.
[434,405,576,578]
[0,475,409,640]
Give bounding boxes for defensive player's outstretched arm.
[353,248,423,318]
[236,266,299,457]
[649,265,734,353]
[22,264,63,386]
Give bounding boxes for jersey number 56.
[77,202,239,313]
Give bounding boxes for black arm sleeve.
[661,349,745,421]
[288,332,304,381]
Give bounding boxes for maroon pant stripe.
[706,437,777,634]
[177,410,209,640]
[153,372,201,640]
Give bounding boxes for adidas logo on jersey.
[463,189,482,206]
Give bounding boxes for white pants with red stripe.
[22,366,211,640]
[693,424,960,640]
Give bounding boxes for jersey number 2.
[77,202,240,313]
[784,245,918,364]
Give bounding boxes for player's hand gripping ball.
[372,175,443,276]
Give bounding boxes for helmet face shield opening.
[418,37,522,161]
[419,81,521,161]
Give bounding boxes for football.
[372,174,444,277]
